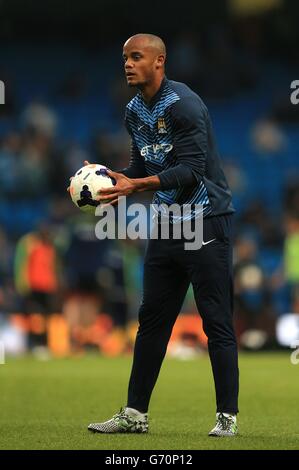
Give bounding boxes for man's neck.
[140,75,165,104]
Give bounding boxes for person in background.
[14,224,60,354]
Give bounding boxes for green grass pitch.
[1,352,298,450]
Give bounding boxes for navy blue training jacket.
[122,77,235,220]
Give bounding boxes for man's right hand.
[67,160,91,192]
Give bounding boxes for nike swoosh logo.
[202,238,216,246]
[138,125,145,131]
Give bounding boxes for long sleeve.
[119,140,148,179]
[119,117,148,179]
[157,97,207,190]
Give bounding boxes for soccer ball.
[69,164,115,214]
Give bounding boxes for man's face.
[123,39,162,88]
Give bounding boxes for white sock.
[218,412,237,422]
[125,407,147,418]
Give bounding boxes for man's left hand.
[97,170,136,206]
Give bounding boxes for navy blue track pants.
[127,214,239,414]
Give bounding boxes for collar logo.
[157,117,167,134]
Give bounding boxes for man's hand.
[67,160,90,192]
[67,160,161,206]
[97,170,136,207]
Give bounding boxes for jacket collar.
[140,76,167,108]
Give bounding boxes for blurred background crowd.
[0,0,299,358]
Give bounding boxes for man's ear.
[156,54,165,69]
